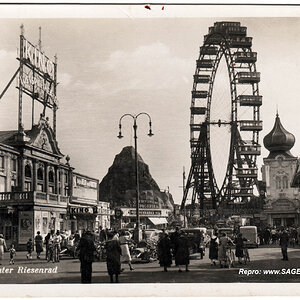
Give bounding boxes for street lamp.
[118,112,153,243]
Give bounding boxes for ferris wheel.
[181,21,262,214]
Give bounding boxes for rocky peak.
[99,146,174,210]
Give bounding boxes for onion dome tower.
[263,112,295,159]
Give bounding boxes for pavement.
[1,244,300,283]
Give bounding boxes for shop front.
[264,199,300,227]
[66,204,98,234]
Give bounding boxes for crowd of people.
[0,224,295,283]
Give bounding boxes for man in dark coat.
[174,230,190,272]
[78,230,96,283]
[99,226,107,243]
[280,230,289,261]
[157,233,172,272]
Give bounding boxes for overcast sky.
[0,6,300,204]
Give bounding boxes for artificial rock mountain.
[99,146,174,211]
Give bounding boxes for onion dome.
[263,113,295,158]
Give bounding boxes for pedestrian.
[34,231,43,259]
[264,228,271,245]
[280,229,289,261]
[119,230,134,271]
[234,233,247,264]
[53,230,62,262]
[0,234,7,265]
[99,226,107,243]
[78,230,96,283]
[157,232,172,272]
[218,233,234,268]
[9,244,16,265]
[209,234,219,266]
[44,231,51,260]
[106,231,122,283]
[26,238,33,259]
[174,230,190,272]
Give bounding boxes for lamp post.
[118,113,153,243]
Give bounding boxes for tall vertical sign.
[17,26,58,135]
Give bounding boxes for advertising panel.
[18,211,34,244]
[18,35,57,108]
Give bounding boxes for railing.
[0,191,69,206]
[0,191,34,201]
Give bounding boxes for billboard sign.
[17,35,57,108]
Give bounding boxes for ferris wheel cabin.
[238,142,261,155]
[237,72,260,84]
[193,75,211,83]
[236,168,258,178]
[197,59,214,69]
[192,91,208,98]
[238,95,262,106]
[239,120,263,131]
[234,52,257,63]
[200,46,218,55]
[230,37,252,48]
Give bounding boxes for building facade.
[0,116,110,249]
[261,113,300,227]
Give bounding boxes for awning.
[148,217,168,225]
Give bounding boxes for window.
[37,168,43,180]
[0,176,5,192]
[37,183,43,191]
[24,181,31,192]
[283,176,289,189]
[0,156,4,169]
[11,159,17,172]
[49,170,54,183]
[65,173,68,183]
[276,176,282,190]
[11,179,16,192]
[64,186,69,196]
[25,164,32,178]
[48,186,54,194]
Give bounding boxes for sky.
[0,5,300,204]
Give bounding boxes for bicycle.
[242,247,250,264]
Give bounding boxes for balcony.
[0,191,69,207]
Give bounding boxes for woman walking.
[119,231,134,271]
[0,234,7,265]
[174,230,190,272]
[157,232,172,272]
[209,234,219,266]
[218,233,234,268]
[106,231,122,283]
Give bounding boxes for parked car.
[184,227,207,258]
[239,226,259,248]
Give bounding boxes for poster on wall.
[18,211,34,244]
